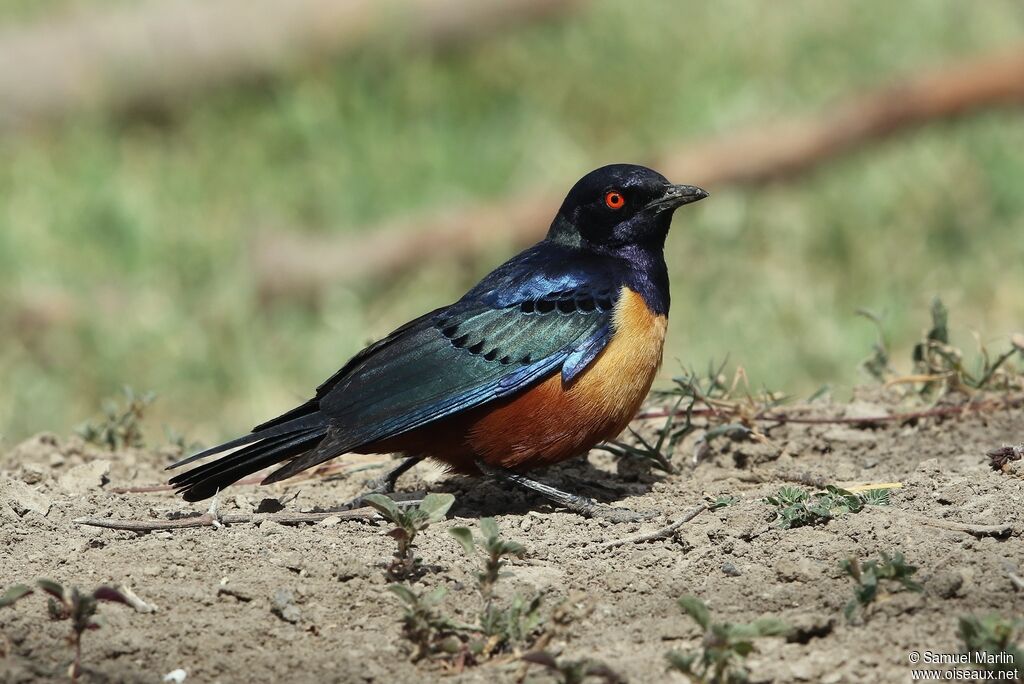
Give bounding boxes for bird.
[168,164,707,518]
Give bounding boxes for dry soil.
[1,390,1022,683]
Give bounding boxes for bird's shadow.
[426,456,668,519]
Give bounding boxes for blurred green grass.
[1,0,1023,445]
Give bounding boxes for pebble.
[272,588,302,624]
[18,463,49,485]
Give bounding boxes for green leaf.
[418,493,455,522]
[363,494,401,523]
[47,597,67,620]
[0,584,32,608]
[448,527,476,555]
[749,617,790,637]
[677,595,711,630]
[665,649,697,673]
[479,517,500,540]
[861,488,891,506]
[36,579,65,600]
[710,495,738,511]
[776,486,806,504]
[928,296,950,344]
[386,584,417,605]
[424,586,448,605]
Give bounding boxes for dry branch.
[594,504,706,550]
[254,47,1024,300]
[73,506,378,531]
[899,512,1015,539]
[0,0,582,133]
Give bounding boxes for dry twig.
[896,511,1015,539]
[594,504,706,550]
[73,507,378,531]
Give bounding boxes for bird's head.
[549,164,707,251]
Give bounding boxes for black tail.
[167,416,328,502]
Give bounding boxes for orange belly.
[366,287,667,472]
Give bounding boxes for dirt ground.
[2,390,1022,683]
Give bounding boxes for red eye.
[604,191,625,210]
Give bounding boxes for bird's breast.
[465,286,667,469]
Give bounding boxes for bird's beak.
[646,184,709,212]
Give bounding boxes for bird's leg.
[475,461,652,523]
[377,454,426,492]
[340,454,425,510]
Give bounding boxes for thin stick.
[595,504,706,550]
[897,512,1015,538]
[633,407,718,421]
[73,506,379,531]
[844,482,903,493]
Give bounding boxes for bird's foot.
[339,455,425,510]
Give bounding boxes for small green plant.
[449,518,542,652]
[0,584,32,608]
[856,308,894,382]
[666,596,789,684]
[652,359,787,462]
[709,495,739,511]
[364,492,455,580]
[839,553,922,622]
[596,398,681,473]
[958,614,1023,677]
[858,488,891,506]
[764,485,889,529]
[449,518,525,601]
[384,516,586,667]
[521,651,626,684]
[386,584,469,662]
[652,359,735,446]
[76,387,155,450]
[864,297,1023,393]
[36,579,131,682]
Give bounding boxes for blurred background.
[1,0,1022,446]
